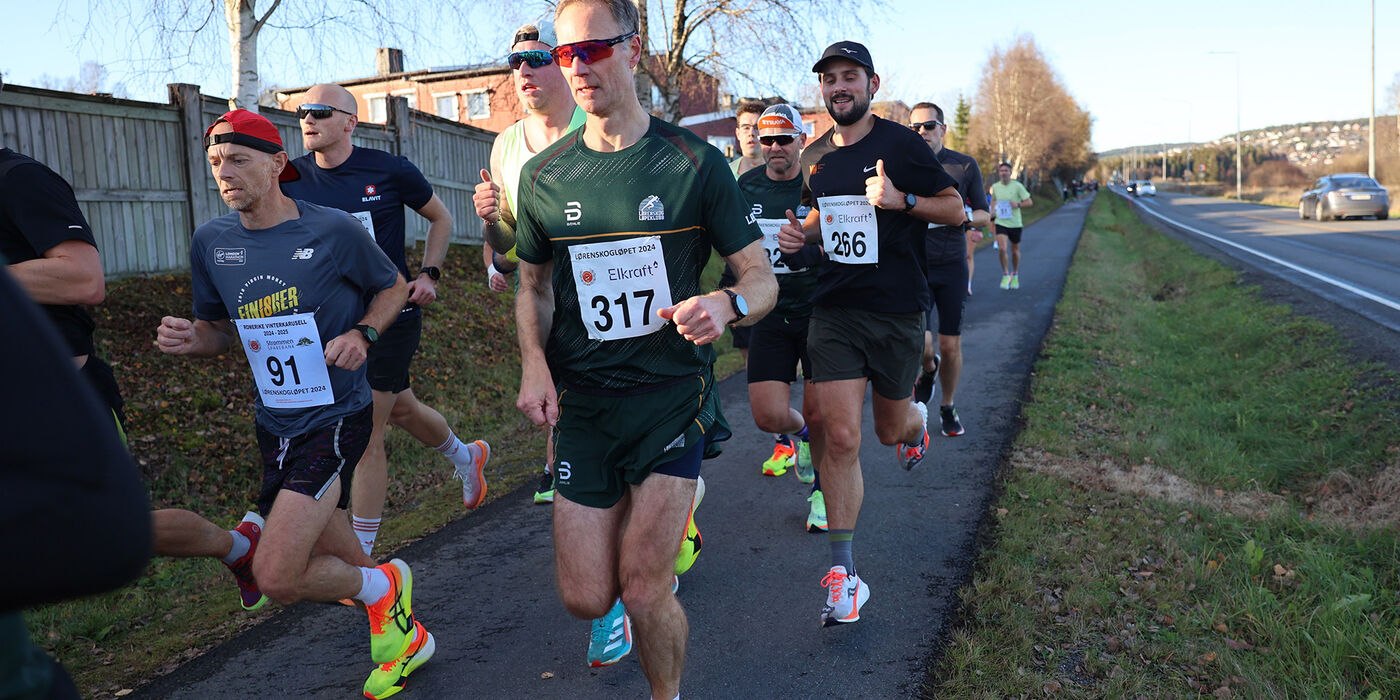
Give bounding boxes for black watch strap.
[353,324,378,345]
[420,266,442,281]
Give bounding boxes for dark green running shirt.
[515,116,761,391]
[736,167,821,319]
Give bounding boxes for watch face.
[735,293,748,316]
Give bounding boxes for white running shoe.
[819,566,870,627]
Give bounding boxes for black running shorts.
[807,305,924,400]
[746,312,811,384]
[366,311,421,393]
[995,225,1023,245]
[255,403,373,516]
[924,259,969,337]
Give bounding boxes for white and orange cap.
[757,103,803,137]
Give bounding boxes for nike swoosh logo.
[863,166,876,173]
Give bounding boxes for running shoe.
[533,465,555,505]
[819,566,869,627]
[1010,274,1020,290]
[673,476,705,576]
[913,354,941,405]
[225,511,268,611]
[363,620,435,699]
[1000,275,1012,290]
[896,402,930,471]
[939,405,965,437]
[762,437,795,477]
[455,440,490,509]
[366,559,416,664]
[794,439,815,484]
[806,490,828,533]
[586,599,632,668]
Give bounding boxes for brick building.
[277,48,734,142]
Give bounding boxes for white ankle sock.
[354,566,391,604]
[436,432,481,469]
[351,516,381,556]
[221,530,251,564]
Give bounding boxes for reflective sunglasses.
[297,104,355,120]
[759,135,795,147]
[508,49,554,70]
[908,120,944,132]
[550,31,637,68]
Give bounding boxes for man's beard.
[827,91,871,126]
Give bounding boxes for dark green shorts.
[552,369,729,508]
[807,305,924,400]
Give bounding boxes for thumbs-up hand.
[865,158,903,211]
[473,168,502,223]
[778,208,806,254]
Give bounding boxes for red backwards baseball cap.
[203,109,301,182]
[203,109,285,154]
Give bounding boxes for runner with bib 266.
[777,41,965,629]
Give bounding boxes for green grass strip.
[934,193,1400,698]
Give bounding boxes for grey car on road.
[1299,173,1390,221]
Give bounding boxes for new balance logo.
[291,248,315,260]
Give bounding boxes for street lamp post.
[1369,0,1376,178]
[1210,51,1243,201]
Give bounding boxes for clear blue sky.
[3,0,1396,153]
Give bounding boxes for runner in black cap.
[779,40,966,628]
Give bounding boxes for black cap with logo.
[812,41,875,74]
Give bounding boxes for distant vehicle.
[1125,181,1137,194]
[1299,173,1390,221]
[1135,180,1157,196]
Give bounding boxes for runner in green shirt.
[513,1,776,697]
[989,162,1033,289]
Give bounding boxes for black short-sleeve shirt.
[926,147,988,266]
[800,117,957,313]
[0,149,98,356]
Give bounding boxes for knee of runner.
[618,570,673,615]
[874,423,906,446]
[251,559,303,604]
[802,406,823,433]
[822,423,862,455]
[558,585,615,620]
[937,335,960,357]
[752,406,789,434]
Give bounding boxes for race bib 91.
[233,312,334,408]
[569,236,673,341]
[817,195,879,265]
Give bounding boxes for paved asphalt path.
[138,197,1092,699]
[1122,189,1400,334]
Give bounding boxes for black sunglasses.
[551,31,637,68]
[508,49,554,70]
[908,120,944,132]
[759,135,795,147]
[297,104,356,120]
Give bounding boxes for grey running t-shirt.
[189,201,400,437]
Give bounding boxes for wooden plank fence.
[0,83,495,278]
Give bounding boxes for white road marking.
[1134,198,1400,313]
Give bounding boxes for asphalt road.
[137,197,1092,699]
[1122,189,1400,336]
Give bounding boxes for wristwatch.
[353,324,379,346]
[722,289,748,324]
[420,266,441,281]
[903,192,917,212]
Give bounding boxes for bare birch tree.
[67,1,470,111]
[968,35,1090,182]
